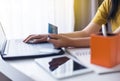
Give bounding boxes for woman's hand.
[23,34,48,43]
[47,34,73,48]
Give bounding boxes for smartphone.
[48,23,58,34]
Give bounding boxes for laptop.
[0,22,64,60]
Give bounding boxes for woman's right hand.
[23,34,48,43]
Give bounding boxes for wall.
[74,0,103,31]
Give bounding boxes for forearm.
[60,22,101,38]
[113,26,120,34]
[60,30,89,38]
[68,37,90,47]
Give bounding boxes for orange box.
[117,34,120,64]
[90,33,118,68]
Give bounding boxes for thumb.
[47,38,60,48]
[47,38,58,43]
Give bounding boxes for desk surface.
[5,52,120,81]
[0,57,33,81]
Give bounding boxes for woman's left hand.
[47,34,73,48]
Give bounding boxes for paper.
[66,48,120,74]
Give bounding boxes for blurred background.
[0,0,103,39]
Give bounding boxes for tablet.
[35,55,93,79]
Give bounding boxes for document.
[66,48,120,74]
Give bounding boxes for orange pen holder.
[117,34,120,64]
[90,33,120,68]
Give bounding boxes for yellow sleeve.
[91,0,111,26]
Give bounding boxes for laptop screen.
[0,23,7,53]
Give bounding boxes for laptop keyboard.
[4,39,60,56]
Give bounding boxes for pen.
[102,24,107,36]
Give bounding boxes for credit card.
[48,23,58,34]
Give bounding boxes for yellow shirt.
[92,0,120,31]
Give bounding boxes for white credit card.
[48,23,58,34]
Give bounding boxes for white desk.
[6,52,120,81]
[0,57,33,81]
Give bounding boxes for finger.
[32,38,47,43]
[23,35,42,43]
[23,35,35,42]
[48,38,57,43]
[48,39,60,48]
